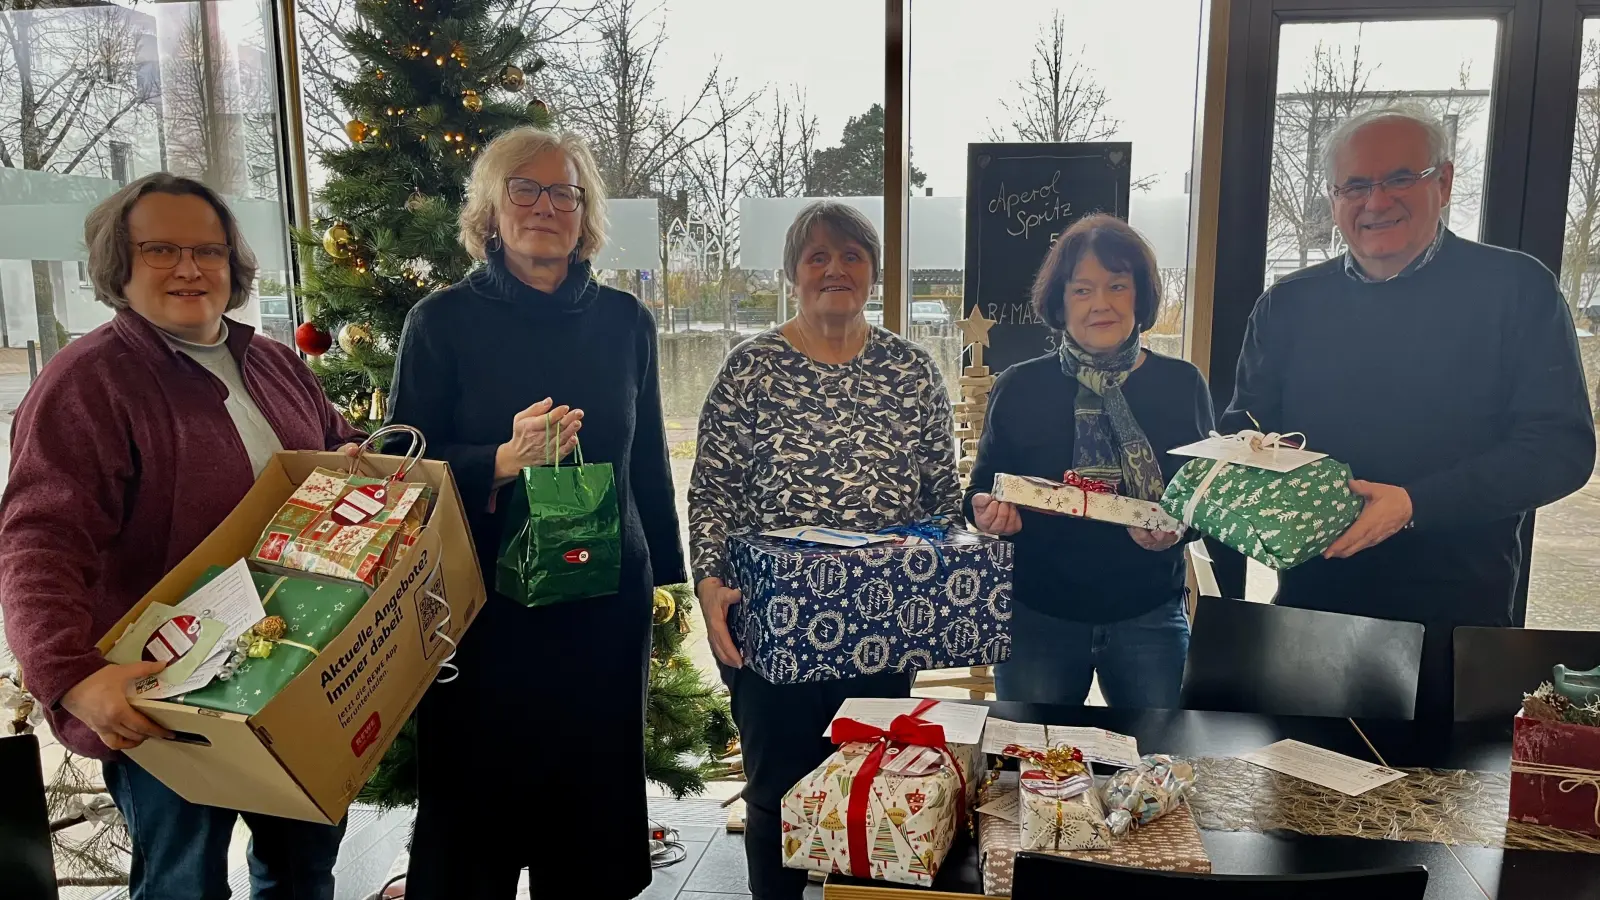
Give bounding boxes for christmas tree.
[298,2,735,806]
[291,0,551,418]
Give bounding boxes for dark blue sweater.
[1222,230,1595,624]
[965,350,1215,623]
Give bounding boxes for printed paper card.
[1238,739,1406,796]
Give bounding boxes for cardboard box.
[1510,711,1600,836]
[95,450,485,825]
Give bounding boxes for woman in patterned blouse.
[689,201,962,900]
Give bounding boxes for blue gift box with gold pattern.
[726,527,1013,684]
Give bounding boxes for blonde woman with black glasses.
[386,127,685,899]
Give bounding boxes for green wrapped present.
[1161,457,1364,570]
[179,566,372,716]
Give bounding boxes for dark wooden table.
[822,703,1597,900]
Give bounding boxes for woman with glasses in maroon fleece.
[0,172,363,900]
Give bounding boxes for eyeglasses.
[136,241,232,270]
[1328,166,1441,202]
[506,178,585,211]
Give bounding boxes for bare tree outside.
[165,5,242,193]
[1269,40,1384,270]
[551,0,753,201]
[743,85,817,200]
[0,2,158,361]
[1564,39,1600,331]
[988,11,1118,144]
[674,75,758,330]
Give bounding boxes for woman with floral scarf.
[965,214,1215,706]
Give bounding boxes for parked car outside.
[911,300,951,325]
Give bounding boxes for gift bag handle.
[545,411,585,470]
[350,423,428,482]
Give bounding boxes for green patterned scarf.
[1057,332,1166,502]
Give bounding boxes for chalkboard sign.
[963,142,1132,373]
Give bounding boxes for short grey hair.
[782,201,882,283]
[1321,106,1452,185]
[83,172,257,312]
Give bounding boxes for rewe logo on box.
[351,712,382,757]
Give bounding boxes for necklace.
[790,319,870,469]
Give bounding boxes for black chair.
[1454,626,1600,721]
[1180,597,1424,719]
[0,734,58,900]
[1012,852,1428,899]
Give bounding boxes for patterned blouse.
[689,327,964,586]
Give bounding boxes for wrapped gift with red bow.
[780,699,980,886]
[992,471,1183,533]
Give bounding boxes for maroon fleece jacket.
[0,310,362,759]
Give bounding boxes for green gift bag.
[1161,456,1364,570]
[495,427,621,607]
[180,566,372,716]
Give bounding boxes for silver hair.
[1321,106,1452,185]
[782,200,882,283]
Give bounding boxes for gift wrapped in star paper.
[780,700,980,886]
[1160,437,1362,570]
[727,523,1012,684]
[992,471,1183,532]
[179,566,372,716]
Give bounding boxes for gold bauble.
[348,395,371,420]
[370,388,386,422]
[461,89,483,112]
[527,97,549,119]
[652,587,675,624]
[405,190,427,212]
[500,64,525,91]
[344,119,370,143]
[322,222,353,259]
[337,322,374,355]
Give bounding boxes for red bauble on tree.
[295,322,334,356]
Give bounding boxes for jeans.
[995,596,1190,707]
[103,756,345,900]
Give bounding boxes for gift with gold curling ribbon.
[180,565,372,716]
[1003,743,1113,851]
[780,698,979,886]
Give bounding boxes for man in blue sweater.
[1222,107,1595,721]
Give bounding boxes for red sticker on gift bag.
[332,483,388,526]
[564,548,591,565]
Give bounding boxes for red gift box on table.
[1509,711,1600,836]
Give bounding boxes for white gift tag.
[1169,434,1326,472]
[332,482,389,525]
[762,526,896,547]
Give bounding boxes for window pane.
[0,1,298,355]
[1536,16,1600,631]
[1267,20,1497,286]
[1245,18,1501,602]
[909,0,1207,397]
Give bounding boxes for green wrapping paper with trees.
[1161,456,1364,570]
[180,566,372,716]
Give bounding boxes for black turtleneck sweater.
[1223,230,1594,624]
[386,252,687,598]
